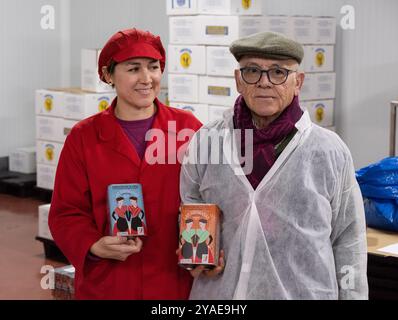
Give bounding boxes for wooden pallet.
[0,169,54,201]
[0,170,19,180]
[33,187,53,202]
[0,171,37,197]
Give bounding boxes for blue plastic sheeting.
[356,157,398,232]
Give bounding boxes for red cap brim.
[112,42,163,63]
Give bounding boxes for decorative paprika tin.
[108,183,147,238]
[178,204,221,270]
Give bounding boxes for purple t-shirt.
[117,115,156,160]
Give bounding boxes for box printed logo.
[208,86,231,97]
[44,95,53,112]
[315,48,325,67]
[179,49,192,69]
[206,26,229,36]
[98,97,111,112]
[242,0,251,10]
[315,103,325,123]
[45,144,55,161]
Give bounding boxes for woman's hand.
[90,236,143,261]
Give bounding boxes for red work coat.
[48,98,202,299]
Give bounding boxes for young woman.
[49,28,202,299]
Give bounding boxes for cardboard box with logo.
[168,45,206,74]
[302,99,334,127]
[302,45,334,73]
[35,89,65,118]
[63,89,115,120]
[36,140,63,167]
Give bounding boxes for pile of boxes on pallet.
[35,49,115,191]
[35,50,115,279]
[166,0,336,132]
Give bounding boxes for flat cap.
[229,31,304,64]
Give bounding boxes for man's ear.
[235,69,243,94]
[294,72,305,96]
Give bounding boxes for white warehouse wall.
[0,0,69,158]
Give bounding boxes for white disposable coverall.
[180,109,368,300]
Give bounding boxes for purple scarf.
[233,95,303,189]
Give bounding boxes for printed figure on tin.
[108,184,147,238]
[196,218,214,263]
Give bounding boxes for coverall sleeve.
[180,133,205,204]
[48,132,103,277]
[330,154,369,300]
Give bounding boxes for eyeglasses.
[240,66,297,85]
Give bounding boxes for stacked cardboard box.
[167,0,263,124]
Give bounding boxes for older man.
[180,32,368,300]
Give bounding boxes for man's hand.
[175,248,225,278]
[189,250,225,278]
[90,236,143,261]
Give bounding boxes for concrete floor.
[0,194,65,299]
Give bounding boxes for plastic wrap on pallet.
[51,265,75,300]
